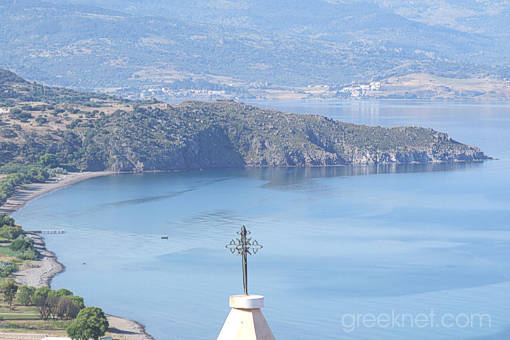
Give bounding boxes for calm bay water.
[13,101,510,339]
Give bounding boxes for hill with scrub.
[0,69,489,172]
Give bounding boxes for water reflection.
[241,161,485,187]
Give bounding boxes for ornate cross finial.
[226,225,263,295]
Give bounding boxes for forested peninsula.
[0,69,489,174]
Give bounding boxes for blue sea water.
[13,101,510,339]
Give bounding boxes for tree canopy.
[17,285,35,306]
[67,306,109,340]
[2,279,18,309]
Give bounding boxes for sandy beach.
[0,171,155,340]
[0,171,115,214]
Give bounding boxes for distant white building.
[338,81,382,97]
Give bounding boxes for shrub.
[0,128,17,138]
[35,116,49,125]
[40,154,59,168]
[8,236,40,260]
[47,167,67,177]
[9,235,34,252]
[10,109,33,121]
[0,214,15,226]
[19,248,39,260]
[0,261,17,278]
[0,225,24,240]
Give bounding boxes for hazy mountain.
[374,0,510,36]
[1,0,509,100]
[57,0,510,37]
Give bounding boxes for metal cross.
[226,225,263,295]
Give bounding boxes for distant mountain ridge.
[372,0,510,36]
[0,69,489,171]
[1,0,509,101]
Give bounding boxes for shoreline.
[1,171,155,340]
[14,232,65,288]
[0,171,115,214]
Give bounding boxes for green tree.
[0,261,17,278]
[0,214,15,226]
[32,286,51,319]
[56,288,73,297]
[8,235,39,260]
[66,306,109,340]
[54,288,76,319]
[47,289,61,319]
[0,214,21,240]
[69,295,85,319]
[70,295,85,310]
[0,225,24,240]
[57,296,73,320]
[17,285,35,306]
[47,288,73,319]
[39,153,58,168]
[1,279,18,310]
[9,235,34,252]
[57,296,83,320]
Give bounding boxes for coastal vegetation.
[30,286,84,320]
[0,162,67,206]
[0,214,39,260]
[0,213,43,281]
[0,214,110,339]
[0,214,22,240]
[0,214,27,282]
[0,262,17,279]
[7,236,40,260]
[0,281,108,339]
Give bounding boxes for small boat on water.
[161,235,168,239]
